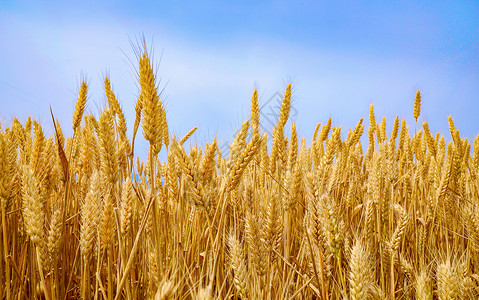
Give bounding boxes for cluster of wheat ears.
[1,47,479,300]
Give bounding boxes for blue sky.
[1,1,478,157]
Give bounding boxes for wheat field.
[1,46,479,299]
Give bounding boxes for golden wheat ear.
[414,90,421,121]
[50,107,69,181]
[72,81,88,132]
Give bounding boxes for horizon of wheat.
[0,45,479,299]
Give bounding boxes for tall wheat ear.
[72,81,88,132]
[139,50,162,146]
